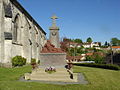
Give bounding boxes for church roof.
[10,0,46,35]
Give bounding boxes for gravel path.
[19,73,88,85]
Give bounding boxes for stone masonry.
[40,40,66,67]
[49,15,60,48]
[0,0,46,67]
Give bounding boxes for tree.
[74,39,83,43]
[86,37,93,43]
[86,53,104,64]
[104,41,108,46]
[63,37,72,42]
[111,38,120,46]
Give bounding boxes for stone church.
[0,0,46,67]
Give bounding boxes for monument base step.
[25,68,78,82]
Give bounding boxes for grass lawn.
[0,65,120,90]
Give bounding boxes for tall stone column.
[49,15,60,48]
[0,0,5,63]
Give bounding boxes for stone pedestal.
[40,53,66,68]
[25,68,78,82]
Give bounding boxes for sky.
[18,0,120,43]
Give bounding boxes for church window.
[13,15,19,43]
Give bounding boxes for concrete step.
[31,73,70,76]
[32,69,69,75]
[36,68,68,72]
[32,71,69,74]
[25,74,78,82]
[30,77,76,82]
[30,75,70,78]
[26,68,78,82]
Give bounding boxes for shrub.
[31,58,36,65]
[73,63,120,70]
[86,53,105,64]
[12,56,26,67]
[38,60,40,64]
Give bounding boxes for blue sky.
[18,0,120,43]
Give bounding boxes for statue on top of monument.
[51,15,58,27]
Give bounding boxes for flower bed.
[45,66,56,74]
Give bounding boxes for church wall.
[4,18,12,32]
[0,1,5,63]
[3,17,12,64]
[0,0,46,66]
[21,17,31,63]
[10,1,23,59]
[10,0,46,63]
[11,45,22,58]
[4,40,12,63]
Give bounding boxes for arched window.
[13,15,19,42]
[13,14,21,43]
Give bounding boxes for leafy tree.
[118,41,120,46]
[107,43,110,46]
[86,56,94,61]
[111,38,120,46]
[86,53,105,64]
[63,37,72,42]
[104,41,108,46]
[60,42,68,51]
[86,37,93,43]
[74,39,83,43]
[77,47,86,54]
[67,48,76,56]
[94,54,104,64]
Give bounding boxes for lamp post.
[73,44,77,62]
[110,43,113,64]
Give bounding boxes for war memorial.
[25,15,79,83]
[0,0,87,84]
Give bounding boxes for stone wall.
[0,0,46,66]
[39,53,67,68]
[0,0,5,63]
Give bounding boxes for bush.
[73,63,120,70]
[38,60,40,64]
[86,53,105,64]
[12,56,26,67]
[31,58,36,65]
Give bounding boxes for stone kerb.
[39,53,66,68]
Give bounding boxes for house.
[112,46,120,52]
[82,43,92,48]
[66,42,78,48]
[83,42,101,49]
[91,42,101,47]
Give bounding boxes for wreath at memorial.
[45,66,56,74]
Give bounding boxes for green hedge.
[73,63,120,70]
[12,56,26,67]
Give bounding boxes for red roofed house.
[112,46,120,52]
